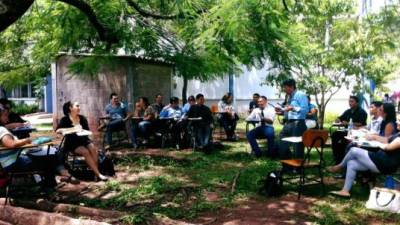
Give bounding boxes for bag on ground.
[259,170,283,197]
[98,151,115,176]
[365,187,400,213]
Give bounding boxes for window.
[6,83,36,98]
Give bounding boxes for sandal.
[329,191,350,199]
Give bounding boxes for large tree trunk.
[0,0,35,32]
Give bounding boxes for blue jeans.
[246,125,275,155]
[105,119,125,145]
[195,125,212,148]
[138,121,153,140]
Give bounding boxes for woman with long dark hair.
[56,101,108,181]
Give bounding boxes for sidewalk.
[22,112,53,131]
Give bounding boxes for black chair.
[1,144,51,205]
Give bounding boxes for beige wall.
[54,55,172,132]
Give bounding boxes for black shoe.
[251,151,262,158]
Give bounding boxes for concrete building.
[52,54,173,131]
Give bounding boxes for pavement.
[22,112,53,131]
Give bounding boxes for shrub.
[11,102,39,115]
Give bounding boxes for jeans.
[195,125,212,148]
[279,120,307,159]
[105,119,126,145]
[219,114,237,138]
[138,121,153,140]
[246,125,275,155]
[339,147,379,191]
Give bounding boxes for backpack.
[98,151,115,176]
[259,170,283,197]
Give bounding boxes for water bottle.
[347,118,353,137]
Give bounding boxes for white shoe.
[98,174,108,181]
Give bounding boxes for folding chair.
[280,129,329,199]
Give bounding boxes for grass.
[20,119,400,224]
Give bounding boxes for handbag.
[365,187,400,213]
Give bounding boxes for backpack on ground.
[98,151,115,176]
[259,170,283,197]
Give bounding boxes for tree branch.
[57,0,118,45]
[0,0,35,32]
[126,0,201,20]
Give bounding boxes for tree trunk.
[182,76,188,104]
[0,0,35,32]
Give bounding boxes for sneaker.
[96,174,108,182]
[142,139,148,145]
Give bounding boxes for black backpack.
[98,151,115,176]
[259,170,283,197]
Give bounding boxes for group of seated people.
[245,79,318,158]
[327,96,400,198]
[100,92,215,150]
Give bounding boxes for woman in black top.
[56,101,108,181]
[327,122,400,198]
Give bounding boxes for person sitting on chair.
[327,122,400,198]
[217,92,239,141]
[365,101,383,134]
[248,93,260,113]
[151,93,164,116]
[305,95,318,129]
[246,96,276,158]
[56,101,108,181]
[331,95,368,164]
[0,104,78,187]
[101,93,129,147]
[182,95,195,118]
[134,97,156,145]
[0,98,31,138]
[187,94,214,150]
[160,97,183,149]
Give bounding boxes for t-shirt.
[105,103,127,120]
[160,105,182,119]
[187,104,213,125]
[0,126,19,168]
[338,106,368,126]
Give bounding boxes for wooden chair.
[280,129,329,199]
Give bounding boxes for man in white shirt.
[246,96,276,158]
[366,101,383,134]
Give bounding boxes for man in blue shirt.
[159,97,183,149]
[103,93,128,147]
[276,79,308,159]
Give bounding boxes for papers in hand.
[282,136,303,143]
[355,140,386,149]
[61,126,92,136]
[76,130,93,136]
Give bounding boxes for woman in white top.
[217,93,239,141]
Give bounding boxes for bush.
[11,102,39,115]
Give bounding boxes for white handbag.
[365,187,400,213]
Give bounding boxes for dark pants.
[105,118,126,145]
[279,120,307,159]
[331,130,349,164]
[195,124,212,148]
[4,153,58,187]
[246,125,275,155]
[219,114,237,138]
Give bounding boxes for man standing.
[276,79,309,159]
[246,96,276,158]
[187,94,214,150]
[331,95,368,164]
